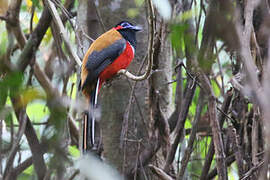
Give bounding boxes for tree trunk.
[76,0,102,153]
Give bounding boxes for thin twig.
[30,6,35,33]
[240,160,264,180]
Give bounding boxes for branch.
[0,15,8,21]
[177,90,204,179]
[45,0,82,67]
[17,5,52,71]
[11,157,32,177]
[148,164,174,180]
[68,169,80,180]
[206,154,235,180]
[23,115,47,179]
[199,89,233,180]
[3,112,27,179]
[117,0,154,81]
[199,74,227,180]
[240,160,264,180]
[164,76,196,172]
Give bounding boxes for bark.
[147,19,174,179]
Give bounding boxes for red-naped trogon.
[79,21,141,153]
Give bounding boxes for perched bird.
[79,21,141,152]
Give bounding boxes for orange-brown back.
[81,28,123,97]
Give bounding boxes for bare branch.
[164,77,196,172]
[177,90,204,179]
[149,164,174,180]
[240,160,264,180]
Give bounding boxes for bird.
[79,21,142,153]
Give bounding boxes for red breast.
[99,42,134,86]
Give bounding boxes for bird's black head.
[114,21,142,49]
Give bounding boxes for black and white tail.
[82,78,100,153]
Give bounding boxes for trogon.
[79,21,142,153]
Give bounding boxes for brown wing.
[80,28,123,97]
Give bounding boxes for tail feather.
[82,78,100,153]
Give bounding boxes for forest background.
[0,0,269,179]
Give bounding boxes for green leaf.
[26,101,49,122]
[135,0,144,6]
[0,83,8,110]
[0,72,24,98]
[31,0,41,9]
[17,173,34,180]
[185,118,192,129]
[43,28,52,44]
[211,80,220,97]
[170,23,188,57]
[127,8,139,18]
[0,27,7,56]
[22,164,34,175]
[67,73,77,99]
[69,145,80,158]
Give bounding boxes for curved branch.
[117,0,154,81]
